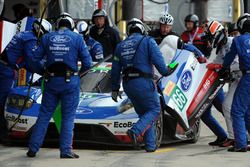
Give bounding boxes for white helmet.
[32,18,52,36]
[159,13,174,25]
[56,12,75,30]
[127,18,146,35]
[76,21,89,36]
[237,13,250,34]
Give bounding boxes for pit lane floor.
[1,109,249,167]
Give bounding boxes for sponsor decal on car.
[170,86,187,111]
[89,66,111,73]
[114,121,135,128]
[5,114,28,124]
[76,107,93,114]
[80,94,96,99]
[190,59,198,71]
[180,70,192,92]
[114,131,126,135]
[195,102,210,118]
[163,81,176,96]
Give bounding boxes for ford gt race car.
[4,49,224,147]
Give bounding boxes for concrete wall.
[207,0,233,22]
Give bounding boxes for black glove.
[218,67,231,81]
[111,91,122,102]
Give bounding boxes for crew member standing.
[222,13,250,152]
[27,13,92,158]
[111,18,176,152]
[0,18,52,143]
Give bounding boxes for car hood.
[76,93,136,120]
[9,87,136,120]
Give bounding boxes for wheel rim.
[155,113,163,147]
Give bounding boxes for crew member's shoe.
[145,147,157,153]
[208,137,227,146]
[219,138,234,147]
[127,129,140,150]
[26,150,36,158]
[228,147,247,152]
[60,152,79,159]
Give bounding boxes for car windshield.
[80,66,112,93]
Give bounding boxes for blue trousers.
[123,78,160,150]
[201,88,227,139]
[231,74,250,148]
[0,76,14,139]
[28,76,80,154]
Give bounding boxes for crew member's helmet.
[32,18,52,37]
[237,13,250,34]
[206,20,227,54]
[185,14,199,27]
[56,12,75,30]
[127,18,146,36]
[76,20,89,37]
[159,13,174,25]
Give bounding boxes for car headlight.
[7,95,34,110]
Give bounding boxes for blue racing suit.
[28,28,92,155]
[0,31,38,139]
[201,88,227,140]
[112,33,169,150]
[85,36,104,62]
[223,33,250,149]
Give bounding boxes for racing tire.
[156,110,163,148]
[187,119,201,143]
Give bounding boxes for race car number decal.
[171,86,187,111]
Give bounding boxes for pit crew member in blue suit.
[111,18,176,152]
[76,21,104,62]
[221,13,250,152]
[27,13,92,158]
[0,18,52,143]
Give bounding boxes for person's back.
[27,13,92,159]
[41,29,89,72]
[0,18,51,143]
[225,34,250,70]
[115,33,167,75]
[111,18,176,152]
[5,31,37,68]
[222,13,250,152]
